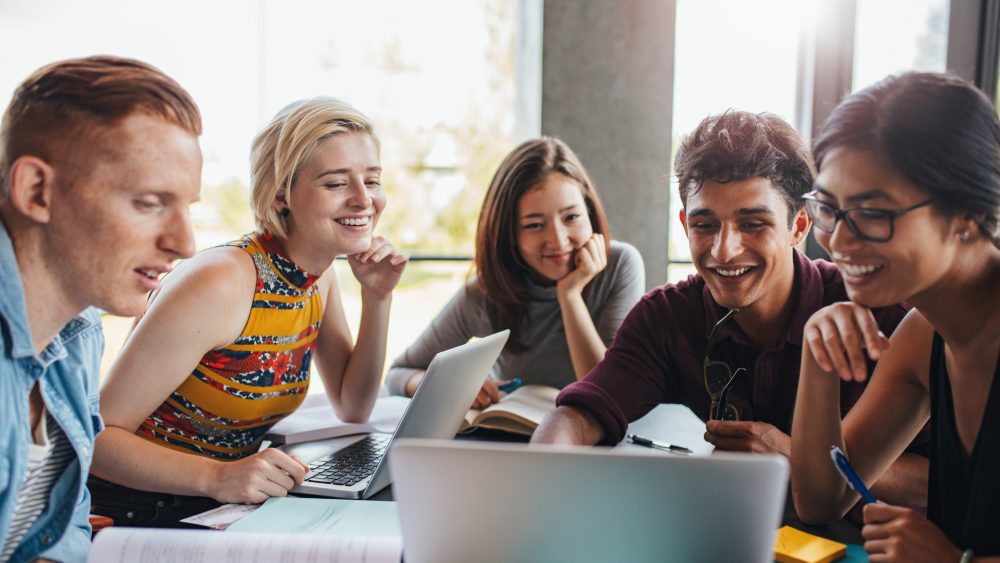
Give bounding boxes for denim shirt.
[0,221,104,563]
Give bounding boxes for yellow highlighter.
[774,525,848,563]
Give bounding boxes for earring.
[280,207,290,217]
[960,229,969,241]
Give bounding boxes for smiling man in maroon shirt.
[532,110,929,508]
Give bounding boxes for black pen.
[628,434,693,454]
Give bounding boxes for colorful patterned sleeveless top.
[137,231,322,460]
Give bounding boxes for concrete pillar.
[539,0,676,290]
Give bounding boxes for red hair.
[1,56,201,199]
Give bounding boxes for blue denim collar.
[0,219,89,369]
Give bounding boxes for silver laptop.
[389,440,789,563]
[279,330,508,499]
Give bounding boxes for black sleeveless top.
[928,332,1000,555]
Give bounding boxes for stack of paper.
[266,395,410,444]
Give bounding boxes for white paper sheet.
[617,403,715,456]
[226,498,401,535]
[267,396,410,444]
[88,528,402,563]
[179,503,262,530]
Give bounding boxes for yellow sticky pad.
[774,525,848,563]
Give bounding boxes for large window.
[1,0,970,385]
[853,0,950,92]
[0,0,514,386]
[669,0,805,283]
[668,0,951,282]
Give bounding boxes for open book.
[266,394,410,445]
[458,384,559,436]
[88,528,401,563]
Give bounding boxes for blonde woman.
[90,97,407,527]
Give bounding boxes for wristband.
[960,549,975,563]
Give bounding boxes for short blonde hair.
[250,97,379,238]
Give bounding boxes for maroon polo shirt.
[558,249,929,452]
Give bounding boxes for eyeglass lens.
[805,199,893,240]
[710,403,739,421]
[705,362,732,397]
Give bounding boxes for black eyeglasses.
[704,309,745,421]
[802,191,935,243]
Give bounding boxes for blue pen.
[496,378,522,392]
[830,446,876,504]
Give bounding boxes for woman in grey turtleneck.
[386,137,645,408]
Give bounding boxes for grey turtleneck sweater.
[385,240,645,395]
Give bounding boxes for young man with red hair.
[0,57,201,562]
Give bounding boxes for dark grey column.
[947,0,1000,101]
[539,0,676,290]
[801,0,857,261]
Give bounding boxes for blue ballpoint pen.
[830,446,876,504]
[496,378,522,392]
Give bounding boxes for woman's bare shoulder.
[142,245,258,332]
[882,307,936,389]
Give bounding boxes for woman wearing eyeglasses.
[790,73,1000,562]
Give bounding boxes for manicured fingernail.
[371,253,379,261]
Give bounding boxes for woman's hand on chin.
[556,233,607,298]
[348,235,408,300]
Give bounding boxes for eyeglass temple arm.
[714,367,746,421]
[705,309,739,359]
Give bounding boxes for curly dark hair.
[674,110,815,227]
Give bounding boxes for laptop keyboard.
[305,435,390,487]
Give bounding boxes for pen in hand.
[628,434,693,454]
[495,378,522,392]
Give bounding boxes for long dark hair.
[474,137,611,353]
[813,72,1000,248]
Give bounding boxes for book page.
[88,528,402,563]
[473,385,559,428]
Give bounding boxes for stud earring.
[280,208,290,217]
[960,229,969,241]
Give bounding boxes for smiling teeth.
[337,217,369,226]
[141,270,158,279]
[841,263,883,276]
[716,267,751,277]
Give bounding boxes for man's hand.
[531,406,605,446]
[862,503,962,562]
[705,420,790,457]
